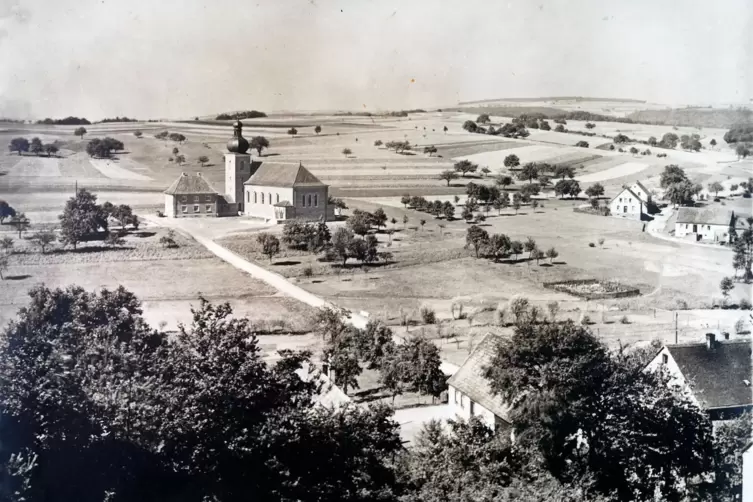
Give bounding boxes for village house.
[447,333,513,433]
[644,333,753,421]
[674,207,737,243]
[608,185,649,220]
[164,121,332,222]
[743,442,753,502]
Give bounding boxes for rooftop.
[665,339,752,409]
[447,333,512,423]
[611,186,645,204]
[676,207,734,226]
[164,172,218,195]
[245,162,326,188]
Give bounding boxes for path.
[142,214,460,376]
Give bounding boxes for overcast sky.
[0,0,751,120]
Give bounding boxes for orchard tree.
[29,229,56,253]
[575,140,590,148]
[423,145,437,156]
[546,247,559,264]
[454,160,478,177]
[496,174,514,188]
[518,162,538,183]
[133,130,143,138]
[9,213,30,238]
[29,137,43,156]
[250,136,270,156]
[708,181,724,198]
[720,277,734,304]
[710,138,717,148]
[439,170,459,186]
[465,225,489,258]
[0,200,16,224]
[44,143,59,157]
[197,155,209,166]
[74,126,87,138]
[342,148,352,157]
[476,113,491,124]
[287,127,298,138]
[585,183,605,199]
[314,125,321,135]
[256,233,280,262]
[58,189,108,249]
[504,154,520,169]
[462,120,478,133]
[9,137,30,155]
[660,164,688,188]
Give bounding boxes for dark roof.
[274,200,293,207]
[164,173,218,195]
[245,162,325,188]
[447,333,512,422]
[667,339,752,409]
[676,207,733,226]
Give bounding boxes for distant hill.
[627,107,753,129]
[459,96,647,105]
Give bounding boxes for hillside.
[627,107,753,128]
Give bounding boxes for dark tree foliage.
[215,110,267,120]
[8,137,29,155]
[249,136,270,156]
[483,320,716,502]
[659,164,688,188]
[0,288,403,502]
[0,200,16,223]
[723,124,753,144]
[58,189,109,249]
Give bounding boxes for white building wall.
[743,446,753,502]
[164,194,175,218]
[630,183,651,202]
[244,185,294,220]
[609,190,644,220]
[448,385,496,430]
[675,222,730,242]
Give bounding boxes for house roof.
[666,339,752,409]
[676,207,734,226]
[447,333,513,423]
[164,172,218,195]
[274,200,293,207]
[610,187,645,204]
[632,180,650,195]
[295,362,350,409]
[245,162,325,188]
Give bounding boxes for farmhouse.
[608,186,648,220]
[674,207,736,243]
[164,121,333,222]
[447,333,513,433]
[644,333,753,421]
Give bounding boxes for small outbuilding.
[674,207,736,243]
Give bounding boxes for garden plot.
[576,161,649,182]
[8,156,61,177]
[89,158,153,180]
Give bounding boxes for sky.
[0,0,751,120]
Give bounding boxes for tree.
[709,181,724,198]
[371,208,388,230]
[465,225,489,258]
[347,210,371,236]
[374,139,383,147]
[443,125,448,133]
[629,146,639,155]
[439,170,458,186]
[58,189,108,249]
[342,148,352,156]
[518,162,538,183]
[29,229,56,253]
[244,135,269,157]
[419,219,426,231]
[510,239,523,260]
[423,145,437,156]
[504,154,520,169]
[172,147,180,155]
[575,140,589,148]
[9,213,30,238]
[720,276,734,303]
[462,120,478,133]
[287,127,298,138]
[395,336,446,398]
[29,137,43,156]
[443,202,455,221]
[0,236,13,254]
[524,237,537,261]
[484,320,715,502]
[554,165,575,180]
[647,136,657,146]
[585,122,595,129]
[331,226,354,267]
[104,231,126,247]
[661,132,679,148]
[519,183,540,200]
[402,214,409,228]
[133,130,143,138]
[585,183,605,199]
[0,200,16,224]
[546,246,558,264]
[710,138,717,147]
[660,164,688,188]
[256,233,280,262]
[8,137,29,155]
[314,125,321,135]
[495,175,514,189]
[613,133,630,144]
[43,143,59,157]
[168,133,186,144]
[197,155,209,166]
[555,124,566,132]
[401,194,410,208]
[0,255,7,279]
[73,126,87,138]
[712,413,752,500]
[480,166,491,177]
[454,160,478,177]
[486,233,511,262]
[476,113,491,124]
[736,144,750,160]
[174,154,186,165]
[664,180,697,206]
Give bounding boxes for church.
[164,121,333,222]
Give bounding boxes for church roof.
[245,163,325,188]
[164,172,218,195]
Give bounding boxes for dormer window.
[662,354,668,365]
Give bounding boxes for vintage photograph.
[0,0,751,500]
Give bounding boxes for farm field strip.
[7,156,61,177]
[88,158,154,181]
[576,161,650,182]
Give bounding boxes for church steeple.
[227,120,250,154]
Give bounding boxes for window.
[206,205,212,213]
[314,194,318,207]
[301,194,306,207]
[193,205,199,212]
[261,193,265,204]
[460,394,464,409]
[205,195,212,202]
[454,389,459,404]
[707,225,711,230]
[194,195,200,203]
[276,193,280,203]
[268,193,272,205]
[181,205,187,213]
[307,194,312,207]
[246,192,249,203]
[469,401,475,416]
[254,192,257,203]
[181,196,187,203]
[662,353,668,364]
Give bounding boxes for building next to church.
[163,121,332,222]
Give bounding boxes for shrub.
[676,299,689,310]
[580,314,591,325]
[588,242,595,247]
[302,266,313,277]
[740,299,752,310]
[620,315,630,324]
[496,308,507,326]
[735,318,747,334]
[420,305,436,324]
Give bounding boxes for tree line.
[215,110,267,120]
[8,137,59,157]
[0,286,746,501]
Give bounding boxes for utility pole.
[674,311,678,344]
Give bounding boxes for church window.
[261,193,265,204]
[254,192,257,203]
[301,194,306,207]
[246,192,249,203]
[276,193,280,203]
[268,193,272,205]
[307,194,312,207]
[314,194,318,207]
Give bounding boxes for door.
[693,224,698,233]
[623,206,627,213]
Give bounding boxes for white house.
[629,180,652,203]
[743,442,753,502]
[674,207,736,243]
[447,333,513,433]
[609,186,648,220]
[644,333,752,421]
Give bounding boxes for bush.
[302,266,313,277]
[420,305,436,324]
[740,299,752,310]
[589,242,595,247]
[735,318,748,334]
[620,315,630,324]
[676,299,689,310]
[580,314,591,325]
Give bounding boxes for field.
[1,107,751,384]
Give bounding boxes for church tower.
[224,120,251,213]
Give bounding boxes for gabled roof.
[632,180,650,196]
[665,340,752,410]
[245,162,326,188]
[610,186,645,204]
[164,173,218,195]
[676,207,734,226]
[447,333,512,423]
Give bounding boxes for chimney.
[706,332,716,350]
[723,331,730,340]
